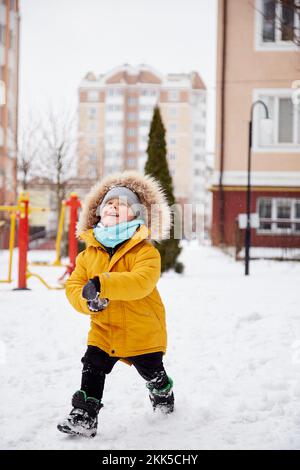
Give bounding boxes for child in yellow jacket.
[57,171,174,438]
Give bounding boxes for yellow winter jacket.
[65,224,167,360]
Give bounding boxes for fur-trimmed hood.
[76,171,172,241]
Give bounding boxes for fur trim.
[76,171,172,241]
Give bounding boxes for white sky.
[19,0,218,152]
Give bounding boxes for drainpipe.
[218,0,227,245]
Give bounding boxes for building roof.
[79,64,206,90]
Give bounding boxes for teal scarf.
[93,219,145,248]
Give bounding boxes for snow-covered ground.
[1,242,300,450]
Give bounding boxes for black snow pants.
[80,345,170,401]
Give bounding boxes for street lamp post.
[245,100,270,276]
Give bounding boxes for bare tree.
[36,107,77,226]
[17,114,41,191]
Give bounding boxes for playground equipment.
[57,193,82,281]
[0,206,17,284]
[0,193,36,286]
[28,192,81,276]
[0,191,82,290]
[28,200,66,267]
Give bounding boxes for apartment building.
[0,0,19,206]
[77,64,207,216]
[212,0,300,248]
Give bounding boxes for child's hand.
[82,277,101,301]
[82,277,108,312]
[87,296,109,312]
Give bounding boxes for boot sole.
[57,423,96,438]
[153,406,175,414]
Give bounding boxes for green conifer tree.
[145,106,184,274]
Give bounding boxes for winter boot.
[57,390,103,438]
[146,376,174,414]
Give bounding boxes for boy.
[57,171,174,438]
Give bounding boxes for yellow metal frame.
[25,198,68,288]
[26,269,65,290]
[52,201,66,266]
[28,201,68,268]
[0,192,68,290]
[0,209,16,283]
[0,195,23,283]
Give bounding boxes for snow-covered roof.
[79,64,206,90]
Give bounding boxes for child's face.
[100,198,136,226]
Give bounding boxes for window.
[194,124,205,132]
[194,154,203,161]
[128,96,137,106]
[107,88,122,96]
[127,143,135,153]
[257,0,299,48]
[87,90,99,101]
[194,139,205,147]
[169,137,176,146]
[87,91,99,102]
[106,104,122,111]
[168,90,180,102]
[140,105,154,112]
[106,120,123,128]
[141,89,157,96]
[105,150,121,160]
[278,97,293,142]
[0,25,6,44]
[9,31,14,50]
[194,169,202,176]
[128,112,137,121]
[277,199,291,229]
[126,157,136,168]
[258,198,273,230]
[88,154,97,162]
[169,153,176,160]
[296,201,300,231]
[170,123,177,132]
[169,107,177,117]
[106,134,122,143]
[88,107,97,119]
[88,165,97,178]
[127,128,136,137]
[89,148,97,158]
[281,0,297,40]
[257,197,300,234]
[262,0,276,42]
[255,91,300,149]
[88,122,96,131]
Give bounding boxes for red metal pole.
[17,192,30,290]
[66,193,81,275]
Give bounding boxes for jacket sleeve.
[65,250,91,315]
[99,244,161,301]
